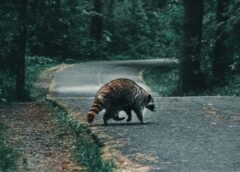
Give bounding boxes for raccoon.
[86,78,155,125]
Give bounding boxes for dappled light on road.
[57,86,100,95]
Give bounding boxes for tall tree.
[178,0,205,95]
[90,0,103,43]
[106,0,115,33]
[212,0,230,84]
[16,0,28,99]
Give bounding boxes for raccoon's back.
[96,78,144,106]
[97,78,138,97]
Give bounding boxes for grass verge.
[143,65,240,96]
[47,100,114,172]
[143,65,178,96]
[30,56,114,171]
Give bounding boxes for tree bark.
[90,0,103,43]
[178,0,205,95]
[212,0,230,84]
[16,0,28,99]
[106,0,114,33]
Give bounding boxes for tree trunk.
[106,0,114,33]
[90,0,103,43]
[16,0,28,100]
[178,0,205,95]
[212,0,229,84]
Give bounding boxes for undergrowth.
[0,56,58,104]
[47,101,114,172]
[143,65,240,96]
[25,56,58,91]
[0,121,19,172]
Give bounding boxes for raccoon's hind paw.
[104,120,108,125]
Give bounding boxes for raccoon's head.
[145,94,155,111]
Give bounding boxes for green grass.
[0,122,19,172]
[143,65,178,96]
[47,101,114,172]
[143,65,240,96]
[25,56,59,100]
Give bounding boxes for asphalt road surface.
[49,59,240,172]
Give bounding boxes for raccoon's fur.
[86,78,155,125]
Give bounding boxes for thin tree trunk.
[90,0,103,43]
[178,0,205,95]
[107,0,114,33]
[16,0,27,99]
[212,0,229,84]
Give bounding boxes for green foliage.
[201,0,240,84]
[25,56,57,85]
[0,56,58,104]
[19,0,184,60]
[0,122,19,172]
[106,1,183,59]
[48,101,114,172]
[1,0,240,96]
[225,0,240,73]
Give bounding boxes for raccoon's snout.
[146,104,155,111]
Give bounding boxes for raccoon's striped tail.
[87,99,104,123]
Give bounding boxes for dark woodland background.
[0,0,240,102]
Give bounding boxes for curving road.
[49,59,240,171]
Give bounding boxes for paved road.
[49,59,240,172]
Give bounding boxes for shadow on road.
[90,122,158,127]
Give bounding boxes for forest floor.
[0,65,83,172]
[0,102,82,172]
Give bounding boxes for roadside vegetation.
[0,56,58,104]
[0,56,114,171]
[144,66,240,96]
[48,101,114,172]
[1,0,240,99]
[0,56,56,171]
